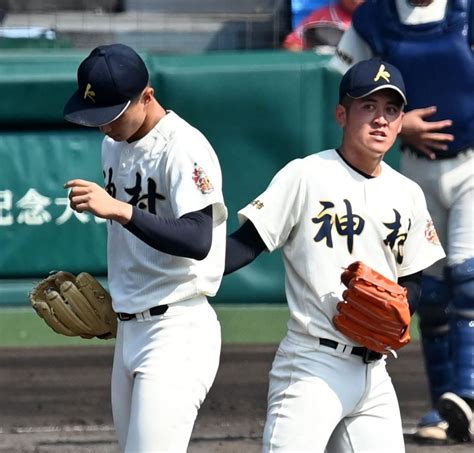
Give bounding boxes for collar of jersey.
[336,149,375,179]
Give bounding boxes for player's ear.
[335,104,347,127]
[142,86,154,104]
[396,111,405,134]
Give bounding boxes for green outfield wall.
[0,50,401,307]
[0,306,419,347]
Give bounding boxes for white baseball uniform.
[238,150,445,452]
[104,111,226,452]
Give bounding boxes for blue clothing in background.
[291,0,330,28]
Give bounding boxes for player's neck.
[338,145,383,177]
[127,99,166,143]
[142,98,166,131]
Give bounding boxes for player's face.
[336,90,404,171]
[99,87,152,142]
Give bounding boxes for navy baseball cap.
[339,58,407,105]
[63,43,149,127]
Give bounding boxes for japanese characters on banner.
[0,131,107,277]
[0,188,106,227]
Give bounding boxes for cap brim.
[349,84,407,105]
[63,90,130,127]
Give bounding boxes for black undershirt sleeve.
[398,271,422,315]
[124,204,213,260]
[224,220,267,275]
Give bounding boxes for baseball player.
[224,58,445,452]
[330,0,474,443]
[62,43,227,452]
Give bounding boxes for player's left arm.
[66,178,213,260]
[398,271,422,315]
[124,204,213,260]
[167,135,227,228]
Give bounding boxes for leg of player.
[436,158,474,443]
[262,334,404,453]
[437,258,474,443]
[112,299,221,452]
[413,275,451,443]
[327,361,404,453]
[401,150,452,443]
[111,323,133,451]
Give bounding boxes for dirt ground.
[0,342,472,452]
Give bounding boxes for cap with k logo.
[338,58,407,105]
[64,43,149,127]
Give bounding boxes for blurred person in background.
[283,0,364,51]
[330,0,474,445]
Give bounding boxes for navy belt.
[117,305,169,321]
[319,338,383,363]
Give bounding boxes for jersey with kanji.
[103,111,227,314]
[238,149,445,344]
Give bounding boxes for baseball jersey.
[238,150,445,343]
[102,111,227,313]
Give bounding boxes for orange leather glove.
[333,261,411,355]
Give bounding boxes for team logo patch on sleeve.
[192,163,214,194]
[425,219,440,245]
[251,199,264,209]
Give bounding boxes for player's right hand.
[400,106,454,160]
[65,179,133,224]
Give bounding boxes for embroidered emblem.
[192,163,214,194]
[425,219,440,245]
[84,83,96,102]
[251,199,264,209]
[374,64,390,83]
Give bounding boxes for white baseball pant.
[262,331,405,453]
[111,296,221,453]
